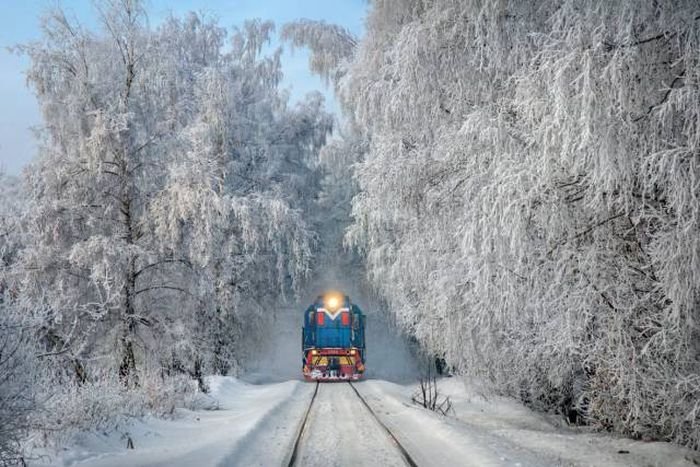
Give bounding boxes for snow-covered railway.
[289,382,416,467]
[287,382,319,466]
[347,382,418,467]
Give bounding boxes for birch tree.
[0,174,34,465]
[18,2,331,390]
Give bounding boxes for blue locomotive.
[302,292,366,381]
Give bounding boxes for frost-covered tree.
[282,19,357,86]
[149,20,331,378]
[17,1,178,386]
[0,175,24,275]
[0,174,35,465]
[290,0,700,449]
[0,304,35,466]
[17,1,331,392]
[281,20,368,281]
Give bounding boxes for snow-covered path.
[42,376,699,467]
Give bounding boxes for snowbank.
[29,376,306,467]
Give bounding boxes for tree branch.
[633,70,685,123]
[133,259,193,279]
[134,285,192,297]
[548,212,625,256]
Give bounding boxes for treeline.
[0,1,335,462]
[285,0,700,450]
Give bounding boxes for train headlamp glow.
[327,296,340,309]
[349,349,356,355]
[324,292,342,311]
[311,349,319,355]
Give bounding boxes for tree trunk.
[118,338,137,385]
[119,179,139,386]
[73,358,87,385]
[193,356,208,393]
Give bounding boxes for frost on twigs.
[0,313,35,466]
[6,0,333,452]
[0,175,34,466]
[412,367,453,417]
[333,0,700,450]
[281,19,357,86]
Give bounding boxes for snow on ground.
[22,289,695,466]
[31,375,700,466]
[31,377,313,467]
[357,379,554,466]
[355,377,700,467]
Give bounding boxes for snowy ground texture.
[30,375,699,467]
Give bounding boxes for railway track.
[348,382,418,467]
[287,381,319,466]
[287,381,418,467]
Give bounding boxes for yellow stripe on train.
[308,356,356,366]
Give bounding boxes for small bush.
[0,324,35,466]
[412,367,453,416]
[31,370,194,450]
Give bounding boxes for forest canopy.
[284,0,700,450]
[1,0,699,462]
[1,2,334,461]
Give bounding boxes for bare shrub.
[30,369,194,451]
[412,367,453,416]
[0,314,35,466]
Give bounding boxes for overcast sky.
[0,0,366,175]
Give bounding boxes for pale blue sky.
[0,0,366,174]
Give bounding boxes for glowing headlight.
[349,349,356,355]
[326,296,339,309]
[311,349,319,355]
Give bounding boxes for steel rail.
[287,381,319,467]
[348,382,419,467]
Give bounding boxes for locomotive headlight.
[323,291,344,311]
[326,295,340,310]
[349,349,356,355]
[311,349,319,355]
